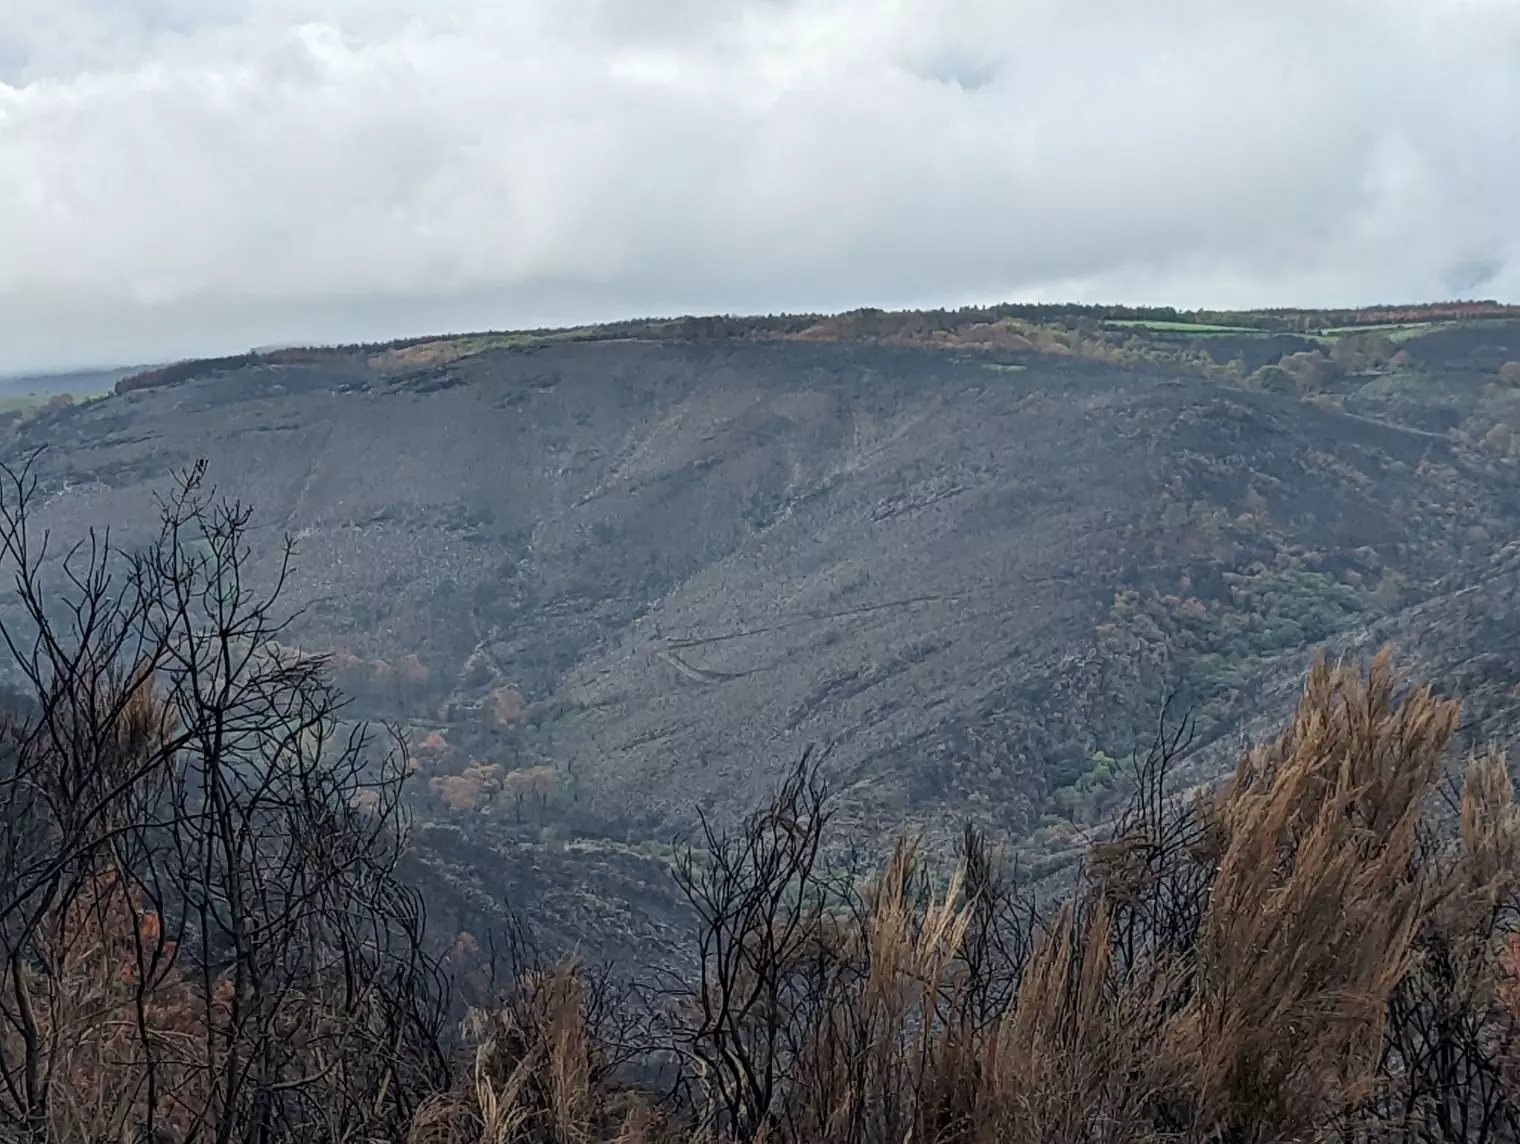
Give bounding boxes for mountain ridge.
[6,303,1520,957]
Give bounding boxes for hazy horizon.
[8,292,1518,382]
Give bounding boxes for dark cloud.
[2,0,1518,372]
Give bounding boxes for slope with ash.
[7,325,1520,953]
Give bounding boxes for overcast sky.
[2,0,1518,374]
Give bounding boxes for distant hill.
[106,298,1520,397]
[0,364,149,415]
[8,302,1520,960]
[2,364,145,395]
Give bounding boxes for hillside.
[8,303,1520,957]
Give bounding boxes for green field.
[1318,322,1444,342]
[1104,319,1262,334]
[0,390,110,414]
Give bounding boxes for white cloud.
[1,0,1518,372]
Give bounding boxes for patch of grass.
[1320,322,1439,342]
[1104,319,1262,334]
[1348,367,1441,398]
[368,326,620,371]
[0,390,109,414]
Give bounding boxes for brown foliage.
[433,762,504,813]
[416,649,1520,1144]
[11,470,1520,1144]
[504,767,559,817]
[489,685,526,727]
[0,457,452,1143]
[418,728,451,753]
[1167,650,1453,1139]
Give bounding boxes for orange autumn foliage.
[1499,932,1520,1019]
[431,761,503,812]
[11,871,216,1141]
[488,684,524,727]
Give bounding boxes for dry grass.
[28,648,1520,1142]
[411,650,1520,1144]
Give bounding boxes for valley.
[9,302,1520,961]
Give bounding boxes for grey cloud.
[1,0,1518,373]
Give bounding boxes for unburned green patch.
[1105,319,1262,334]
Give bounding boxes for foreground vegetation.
[5,460,1520,1142]
[426,657,1520,1144]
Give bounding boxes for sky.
[1,0,1518,375]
